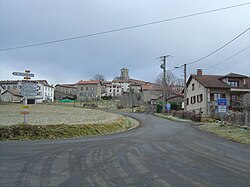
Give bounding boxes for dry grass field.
[0,104,122,126]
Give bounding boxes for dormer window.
[228,81,239,87]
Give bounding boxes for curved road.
[0,113,250,187]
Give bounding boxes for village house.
[0,80,54,103]
[54,84,77,100]
[77,80,102,101]
[186,69,250,115]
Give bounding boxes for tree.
[155,70,176,86]
[93,74,106,81]
[155,70,178,99]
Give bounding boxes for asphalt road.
[0,113,250,187]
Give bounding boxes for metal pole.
[184,64,187,111]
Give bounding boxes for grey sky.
[0,0,249,85]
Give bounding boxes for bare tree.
[93,74,106,81]
[155,70,178,99]
[155,70,177,86]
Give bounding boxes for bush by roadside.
[0,117,134,141]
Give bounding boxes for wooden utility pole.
[184,64,187,111]
[159,55,171,114]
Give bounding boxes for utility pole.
[175,64,187,111]
[159,55,171,114]
[184,64,187,111]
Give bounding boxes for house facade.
[77,80,102,101]
[0,80,54,103]
[54,84,77,100]
[186,70,250,115]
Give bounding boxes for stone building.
[77,80,102,101]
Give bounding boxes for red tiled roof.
[78,80,101,85]
[142,84,161,91]
[56,84,77,89]
[112,79,127,83]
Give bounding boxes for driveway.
[0,113,250,187]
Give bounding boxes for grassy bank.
[198,123,250,145]
[155,113,250,145]
[0,117,135,141]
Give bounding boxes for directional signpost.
[12,72,34,77]
[12,70,35,124]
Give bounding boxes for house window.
[13,86,17,89]
[229,81,239,87]
[197,94,203,103]
[187,98,189,105]
[81,87,83,91]
[110,89,112,92]
[231,94,240,102]
[86,87,88,91]
[192,83,195,91]
[191,96,196,104]
[210,93,225,101]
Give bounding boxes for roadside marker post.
[12,70,35,125]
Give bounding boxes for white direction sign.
[21,82,38,96]
[12,72,34,77]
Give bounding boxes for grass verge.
[154,113,191,122]
[0,117,134,141]
[198,123,250,145]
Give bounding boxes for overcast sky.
[0,0,249,85]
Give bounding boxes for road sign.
[21,82,38,96]
[165,103,171,111]
[217,98,227,113]
[20,111,29,115]
[12,72,34,77]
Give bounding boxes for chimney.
[197,69,202,77]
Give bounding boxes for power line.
[1,2,250,52]
[173,26,250,70]
[186,27,250,65]
[204,45,250,70]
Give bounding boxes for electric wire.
[0,2,250,52]
[204,46,250,71]
[186,27,250,66]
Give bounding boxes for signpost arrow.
[12,72,34,77]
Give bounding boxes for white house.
[35,80,54,103]
[186,69,250,115]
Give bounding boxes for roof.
[187,73,250,89]
[142,84,161,91]
[55,84,77,89]
[187,75,231,89]
[129,79,146,85]
[1,90,22,97]
[78,80,102,85]
[0,80,20,84]
[112,79,127,83]
[220,73,248,79]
